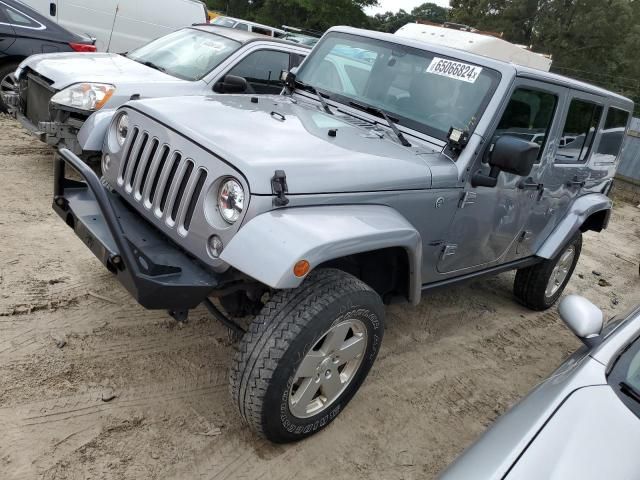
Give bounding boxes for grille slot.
[119,127,139,182]
[136,138,159,197]
[126,132,149,189]
[183,170,207,232]
[170,161,194,223]
[148,146,170,204]
[159,154,182,214]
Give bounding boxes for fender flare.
[77,108,116,152]
[537,193,612,259]
[220,205,423,304]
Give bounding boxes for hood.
[506,386,640,479]
[19,53,186,90]
[127,95,449,195]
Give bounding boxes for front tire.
[0,62,20,113]
[514,232,582,310]
[230,268,384,443]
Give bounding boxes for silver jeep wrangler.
[52,26,633,443]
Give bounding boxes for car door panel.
[539,90,606,226]
[437,79,562,274]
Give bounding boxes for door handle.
[518,178,543,191]
[566,179,585,188]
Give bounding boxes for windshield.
[295,32,500,140]
[127,28,241,81]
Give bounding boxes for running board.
[422,257,542,292]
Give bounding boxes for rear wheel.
[230,268,384,443]
[0,62,20,113]
[514,232,582,310]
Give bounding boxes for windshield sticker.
[426,57,483,83]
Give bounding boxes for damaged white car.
[4,25,308,160]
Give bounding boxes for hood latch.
[271,170,290,207]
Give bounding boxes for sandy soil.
[0,113,639,480]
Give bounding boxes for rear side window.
[494,87,558,160]
[594,107,630,160]
[555,99,603,164]
[2,3,43,29]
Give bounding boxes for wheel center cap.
[319,356,333,371]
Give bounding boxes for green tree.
[370,2,449,33]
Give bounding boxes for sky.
[365,0,450,16]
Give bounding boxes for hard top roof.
[191,24,309,49]
[328,26,633,108]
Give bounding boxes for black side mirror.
[213,75,248,94]
[472,136,540,188]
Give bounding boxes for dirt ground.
[0,113,639,480]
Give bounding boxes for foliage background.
[206,0,640,112]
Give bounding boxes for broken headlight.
[51,83,115,111]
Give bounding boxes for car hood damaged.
[125,94,453,195]
[18,52,187,90]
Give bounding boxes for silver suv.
[52,26,633,443]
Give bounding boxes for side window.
[555,99,603,164]
[234,23,249,31]
[290,53,306,70]
[227,50,290,94]
[494,87,558,160]
[251,26,272,37]
[594,107,630,160]
[2,5,42,29]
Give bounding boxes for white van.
[212,15,285,38]
[16,0,208,52]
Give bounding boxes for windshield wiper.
[294,80,333,115]
[348,101,412,147]
[620,382,640,403]
[138,60,167,73]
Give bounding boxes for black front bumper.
[53,149,220,310]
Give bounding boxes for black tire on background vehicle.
[0,62,20,113]
[514,232,583,311]
[230,268,384,443]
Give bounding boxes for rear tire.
[0,62,20,113]
[230,268,384,443]
[514,232,582,311]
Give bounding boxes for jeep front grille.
[117,127,208,235]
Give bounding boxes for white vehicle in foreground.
[17,0,208,52]
[442,296,640,479]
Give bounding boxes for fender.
[77,108,116,152]
[537,193,612,259]
[220,205,423,304]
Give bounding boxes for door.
[225,49,292,94]
[540,91,605,224]
[437,80,561,274]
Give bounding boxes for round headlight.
[218,178,245,224]
[116,112,129,147]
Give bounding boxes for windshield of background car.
[127,28,241,81]
[295,32,501,140]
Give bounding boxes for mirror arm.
[471,165,501,188]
